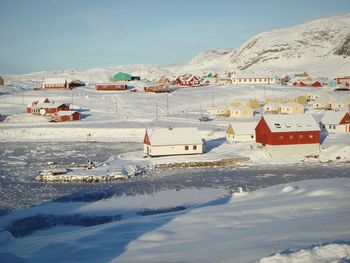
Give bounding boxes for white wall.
[232,78,276,85]
[226,133,255,142]
[144,144,204,157]
[264,144,320,158]
[324,124,350,133]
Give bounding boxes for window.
[251,135,254,138]
[309,134,313,138]
[299,135,304,139]
[279,135,284,140]
[193,145,197,150]
[329,125,332,129]
[274,123,281,128]
[289,135,293,139]
[185,146,189,150]
[333,125,336,129]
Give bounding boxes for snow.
[262,114,320,132]
[146,127,203,146]
[1,178,349,262]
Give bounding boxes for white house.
[313,96,331,110]
[42,78,68,89]
[208,107,230,116]
[229,106,253,119]
[280,102,304,114]
[232,77,276,85]
[226,122,258,142]
[320,111,350,133]
[329,97,350,111]
[143,127,205,157]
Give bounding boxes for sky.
[0,0,350,74]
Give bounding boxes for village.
[1,71,349,183]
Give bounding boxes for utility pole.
[71,91,74,110]
[166,94,169,117]
[86,133,91,163]
[211,89,214,107]
[155,102,158,121]
[114,96,118,113]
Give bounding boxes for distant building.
[336,76,350,88]
[110,72,132,82]
[226,122,257,142]
[321,111,350,133]
[144,85,169,93]
[263,102,281,114]
[313,96,331,110]
[143,127,205,157]
[232,77,276,85]
[42,78,68,89]
[229,106,253,119]
[27,98,69,115]
[95,83,127,91]
[255,114,320,158]
[280,102,304,114]
[52,111,81,122]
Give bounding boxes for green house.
[110,72,132,82]
[207,72,214,78]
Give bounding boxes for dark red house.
[311,81,322,87]
[27,98,69,115]
[52,111,80,122]
[95,83,127,91]
[255,114,320,158]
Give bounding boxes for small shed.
[320,111,350,133]
[255,114,321,158]
[110,72,132,82]
[229,106,253,119]
[143,127,205,157]
[280,102,304,114]
[52,111,81,122]
[226,122,257,142]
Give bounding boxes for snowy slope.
[181,13,350,77]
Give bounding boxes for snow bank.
[259,243,350,263]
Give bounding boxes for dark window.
[251,135,254,138]
[193,145,197,150]
[185,146,189,150]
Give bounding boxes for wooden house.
[42,78,68,89]
[320,111,350,133]
[263,102,281,114]
[96,83,127,91]
[184,75,201,87]
[209,107,230,117]
[226,122,257,142]
[313,96,331,110]
[280,102,304,114]
[52,111,80,122]
[27,98,69,115]
[336,76,350,88]
[144,85,169,93]
[232,77,276,85]
[229,106,253,119]
[329,97,350,111]
[255,114,321,158]
[143,127,205,157]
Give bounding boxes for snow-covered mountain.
[4,12,350,85]
[183,13,350,77]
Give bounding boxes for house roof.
[146,127,203,146]
[320,111,349,125]
[262,114,320,132]
[264,102,280,108]
[230,105,251,111]
[36,102,68,108]
[43,78,67,85]
[229,122,258,135]
[281,102,303,108]
[55,111,79,116]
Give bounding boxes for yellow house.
[263,102,281,114]
[313,96,331,110]
[209,107,230,116]
[226,122,258,142]
[229,106,253,119]
[280,102,304,114]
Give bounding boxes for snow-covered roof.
[281,102,303,108]
[264,102,280,107]
[55,111,79,116]
[147,127,203,146]
[262,114,320,132]
[36,102,68,108]
[314,96,331,103]
[230,105,251,111]
[229,122,257,135]
[320,111,348,125]
[43,78,67,85]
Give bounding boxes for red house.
[311,81,322,87]
[336,76,350,88]
[255,114,320,158]
[27,98,69,115]
[96,83,127,91]
[144,85,169,93]
[51,111,80,122]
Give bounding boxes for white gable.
[229,122,257,135]
[263,114,320,132]
[321,111,348,125]
[147,127,203,146]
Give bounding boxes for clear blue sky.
[1,0,350,74]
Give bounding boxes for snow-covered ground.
[0,178,349,263]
